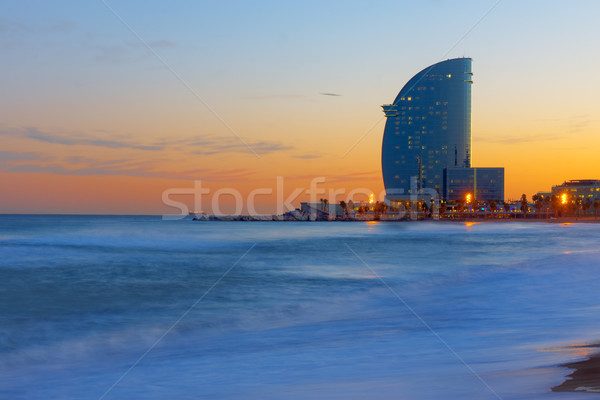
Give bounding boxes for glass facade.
[443,167,505,202]
[381,58,472,199]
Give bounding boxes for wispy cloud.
[244,94,310,101]
[285,170,381,182]
[0,151,54,162]
[290,154,323,160]
[568,114,593,133]
[0,18,76,35]
[3,127,294,156]
[473,134,560,144]
[21,127,165,151]
[1,156,256,182]
[188,137,293,155]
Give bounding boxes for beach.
[553,345,600,393]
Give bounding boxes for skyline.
[2,1,600,214]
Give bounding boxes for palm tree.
[535,197,543,219]
[543,196,551,219]
[339,200,347,219]
[520,194,528,218]
[488,200,497,217]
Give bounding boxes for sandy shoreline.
[553,346,600,393]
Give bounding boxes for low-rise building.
[443,167,504,202]
[551,180,600,202]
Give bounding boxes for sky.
[1,0,600,215]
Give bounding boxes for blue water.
[1,216,600,399]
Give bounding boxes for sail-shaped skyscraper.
[381,58,503,202]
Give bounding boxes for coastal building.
[381,57,505,203]
[551,180,600,201]
[381,58,472,200]
[444,167,504,202]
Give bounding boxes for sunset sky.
[2,0,600,214]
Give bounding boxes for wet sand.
[553,348,600,393]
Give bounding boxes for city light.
[369,193,375,204]
[561,193,568,204]
[466,193,472,204]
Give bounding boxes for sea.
[1,215,600,400]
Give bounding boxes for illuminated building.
[552,180,600,202]
[381,58,504,202]
[444,167,504,202]
[381,58,472,199]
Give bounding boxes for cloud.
[0,151,54,162]
[473,134,560,144]
[320,92,342,97]
[244,94,310,101]
[290,154,322,160]
[3,126,293,156]
[284,170,381,182]
[21,127,166,151]
[0,156,256,182]
[0,18,75,35]
[568,114,592,133]
[183,136,293,155]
